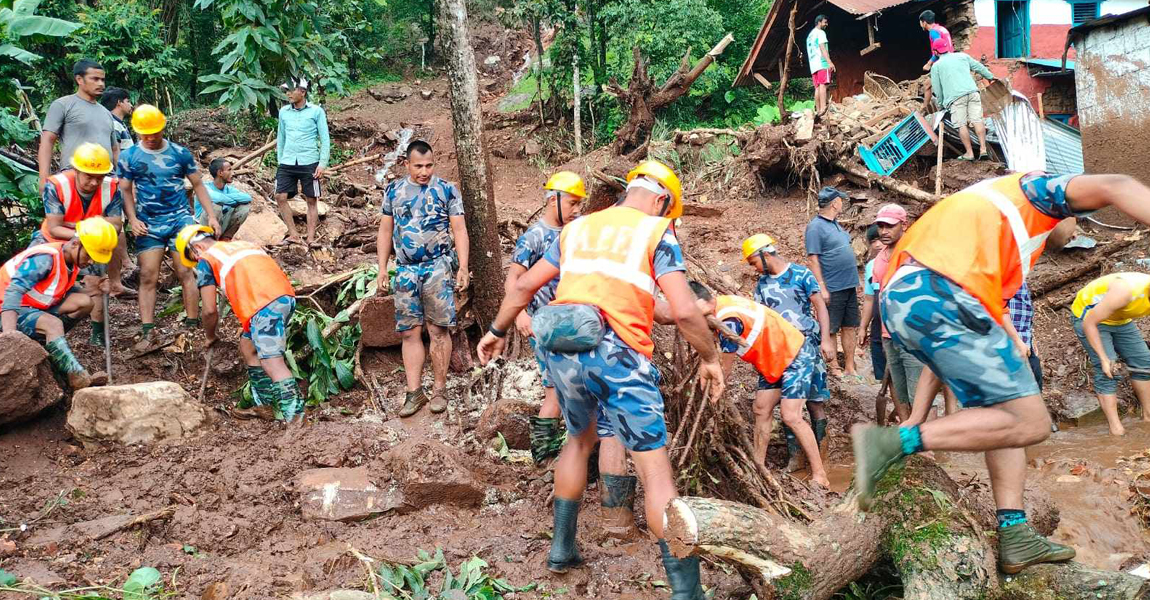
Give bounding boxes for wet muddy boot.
[275,378,305,424]
[89,320,105,348]
[851,424,905,512]
[814,418,829,462]
[132,325,159,354]
[530,417,564,466]
[783,425,806,472]
[997,523,1076,574]
[600,474,640,539]
[233,367,277,419]
[183,317,202,329]
[658,539,704,600]
[428,387,448,414]
[547,498,583,573]
[399,387,427,417]
[45,338,91,390]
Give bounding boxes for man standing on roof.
[0,218,118,389]
[477,160,723,600]
[928,40,996,161]
[119,104,220,352]
[274,77,330,248]
[744,233,835,480]
[854,172,1150,574]
[919,10,954,71]
[805,186,860,379]
[806,14,835,117]
[176,225,303,425]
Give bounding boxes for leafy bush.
[375,548,537,600]
[0,107,41,262]
[0,0,81,108]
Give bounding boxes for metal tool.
[197,346,214,402]
[102,293,112,384]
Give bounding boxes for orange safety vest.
[882,173,1062,324]
[41,170,118,243]
[0,243,78,310]
[715,295,805,383]
[200,241,295,331]
[552,206,673,357]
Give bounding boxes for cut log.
[231,141,276,171]
[832,159,941,205]
[329,153,382,174]
[1029,237,1136,299]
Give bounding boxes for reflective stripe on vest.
[44,172,114,242]
[974,179,1052,280]
[204,245,266,298]
[716,304,764,358]
[559,216,664,294]
[0,244,73,309]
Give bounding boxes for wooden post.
[776,3,798,123]
[935,120,945,196]
[753,72,772,90]
[574,52,583,155]
[1037,92,1046,119]
[437,0,504,327]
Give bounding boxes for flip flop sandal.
[956,155,975,161]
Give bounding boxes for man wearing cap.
[477,160,723,600]
[119,104,219,352]
[927,39,996,161]
[744,233,835,478]
[376,140,470,419]
[274,77,330,248]
[805,186,860,379]
[33,143,125,347]
[0,218,118,390]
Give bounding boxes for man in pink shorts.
[806,14,835,116]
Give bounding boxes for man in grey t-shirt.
[38,59,118,192]
[805,186,861,378]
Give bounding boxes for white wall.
[974,0,1146,26]
[1076,15,1150,125]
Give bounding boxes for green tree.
[0,0,80,106]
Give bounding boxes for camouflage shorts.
[12,305,61,341]
[242,295,295,359]
[528,337,554,388]
[540,330,665,451]
[394,255,456,331]
[758,334,829,402]
[880,267,1038,408]
[531,337,615,436]
[138,211,197,253]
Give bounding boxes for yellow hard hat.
[131,103,167,135]
[741,234,777,261]
[71,142,112,175]
[175,224,215,268]
[626,160,683,219]
[75,217,118,264]
[544,171,587,199]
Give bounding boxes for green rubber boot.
[851,424,905,512]
[247,367,277,407]
[184,317,202,329]
[274,378,305,423]
[529,416,563,465]
[547,498,583,573]
[45,337,91,390]
[997,523,1076,574]
[89,320,105,348]
[659,539,705,600]
[601,474,640,539]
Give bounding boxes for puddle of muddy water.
[824,409,1150,571]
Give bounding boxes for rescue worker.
[175,225,303,423]
[119,104,219,352]
[856,172,1150,574]
[32,143,124,347]
[477,160,724,599]
[1070,272,1150,436]
[744,234,835,475]
[0,218,118,389]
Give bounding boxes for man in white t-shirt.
[805,15,835,117]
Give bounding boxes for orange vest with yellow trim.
[882,173,1062,324]
[200,241,295,331]
[552,206,673,357]
[0,243,79,310]
[715,295,805,383]
[41,170,118,243]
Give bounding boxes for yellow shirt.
[1071,272,1150,325]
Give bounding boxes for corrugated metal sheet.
[1025,58,1075,70]
[1041,118,1084,176]
[828,0,918,15]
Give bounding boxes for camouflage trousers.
[243,295,295,359]
[540,330,665,451]
[880,266,1038,408]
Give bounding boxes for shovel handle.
[103,294,112,384]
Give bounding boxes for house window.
[996,0,1031,58]
[1070,1,1100,25]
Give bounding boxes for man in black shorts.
[274,77,330,248]
[804,186,861,378]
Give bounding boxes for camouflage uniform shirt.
[512,219,562,315]
[753,263,822,336]
[381,176,464,264]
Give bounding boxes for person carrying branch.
[1070,272,1150,436]
[477,160,723,600]
[0,218,118,390]
[743,234,835,477]
[856,172,1150,574]
[175,225,302,424]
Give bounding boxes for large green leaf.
[0,568,16,585]
[333,359,354,390]
[11,0,39,16]
[7,14,81,38]
[0,43,39,65]
[122,566,162,600]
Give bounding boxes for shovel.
[197,346,214,403]
[102,293,112,384]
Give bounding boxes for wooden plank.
[753,72,773,90]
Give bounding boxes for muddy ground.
[5,23,1150,599]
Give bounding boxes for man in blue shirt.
[376,140,470,418]
[119,104,219,351]
[805,186,861,379]
[274,78,330,248]
[197,158,252,240]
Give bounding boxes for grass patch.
[775,562,814,600]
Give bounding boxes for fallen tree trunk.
[665,457,1147,600]
[832,159,941,205]
[1030,237,1137,299]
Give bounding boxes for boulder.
[287,199,331,218]
[475,399,538,450]
[0,332,62,425]
[420,89,434,100]
[295,467,402,522]
[234,211,288,247]
[484,55,501,67]
[520,140,542,157]
[383,440,485,511]
[67,382,209,445]
[359,296,403,348]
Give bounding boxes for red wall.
[965,25,1079,115]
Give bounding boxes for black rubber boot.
[530,416,563,465]
[659,539,704,600]
[813,418,829,461]
[783,424,805,472]
[547,498,583,573]
[600,474,639,539]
